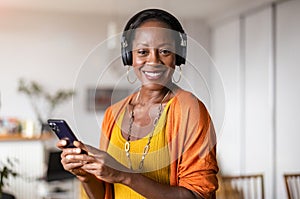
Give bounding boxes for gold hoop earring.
[172,66,182,83]
[127,66,137,84]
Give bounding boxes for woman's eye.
[159,49,171,55]
[137,49,148,56]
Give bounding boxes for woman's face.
[131,20,176,90]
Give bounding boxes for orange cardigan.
[99,89,219,199]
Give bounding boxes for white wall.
[276,0,300,197]
[244,7,274,199]
[211,0,300,198]
[211,19,242,174]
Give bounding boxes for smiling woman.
[56,8,219,199]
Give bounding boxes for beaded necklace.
[125,90,170,171]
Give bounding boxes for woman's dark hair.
[124,8,185,34]
[121,8,187,66]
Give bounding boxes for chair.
[219,174,264,199]
[284,173,300,199]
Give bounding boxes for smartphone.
[48,119,86,153]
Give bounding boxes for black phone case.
[47,119,78,148]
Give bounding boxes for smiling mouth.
[143,71,164,78]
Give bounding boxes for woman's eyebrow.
[134,42,175,48]
[134,42,149,47]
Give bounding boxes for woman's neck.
[136,83,178,106]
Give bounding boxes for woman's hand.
[56,140,130,184]
[73,141,131,184]
[56,139,90,182]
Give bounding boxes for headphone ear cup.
[125,50,132,66]
[121,35,133,66]
[180,44,187,65]
[175,32,187,66]
[175,55,181,66]
[121,46,132,66]
[175,54,185,66]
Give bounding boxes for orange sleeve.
[168,91,219,198]
[100,107,114,151]
[99,107,115,199]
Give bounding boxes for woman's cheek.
[133,57,144,66]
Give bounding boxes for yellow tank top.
[107,99,173,199]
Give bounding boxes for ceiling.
[0,0,276,22]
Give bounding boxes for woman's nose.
[147,49,160,64]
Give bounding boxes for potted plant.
[17,79,75,133]
[0,158,18,199]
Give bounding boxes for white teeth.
[144,71,163,77]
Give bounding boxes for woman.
[57,9,218,199]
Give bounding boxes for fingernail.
[88,152,95,157]
[75,148,81,153]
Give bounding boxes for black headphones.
[121,9,187,66]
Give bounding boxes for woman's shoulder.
[173,89,205,108]
[170,89,210,118]
[175,89,195,99]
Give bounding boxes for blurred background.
[0,0,299,198]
